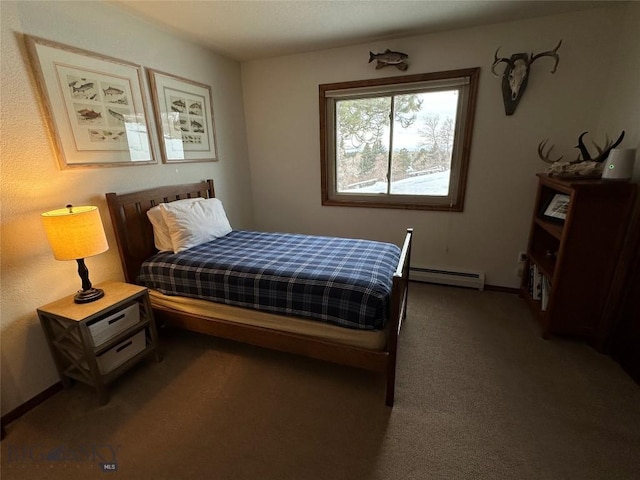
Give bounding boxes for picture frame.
[25,35,156,168]
[147,69,218,163]
[541,193,570,223]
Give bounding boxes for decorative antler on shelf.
[537,131,625,164]
[537,139,564,164]
[574,131,625,163]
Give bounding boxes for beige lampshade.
[41,205,109,260]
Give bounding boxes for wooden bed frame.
[106,180,412,406]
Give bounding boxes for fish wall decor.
[369,49,409,71]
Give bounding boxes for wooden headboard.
[105,179,215,284]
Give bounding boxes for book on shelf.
[527,263,542,300]
[532,264,542,301]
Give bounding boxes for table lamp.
[41,205,109,303]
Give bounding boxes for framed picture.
[25,36,156,168]
[541,193,570,223]
[147,69,218,163]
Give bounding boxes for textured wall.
[0,1,252,415]
[241,4,638,288]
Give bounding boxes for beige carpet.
[2,283,639,479]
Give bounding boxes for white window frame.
[319,68,480,211]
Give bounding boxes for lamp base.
[74,288,104,304]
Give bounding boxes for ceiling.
[110,1,610,62]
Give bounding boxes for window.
[319,68,479,211]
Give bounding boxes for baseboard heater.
[410,266,485,291]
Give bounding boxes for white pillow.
[147,198,204,252]
[159,197,232,253]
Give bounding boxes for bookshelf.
[521,174,637,346]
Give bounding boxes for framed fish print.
[25,35,156,168]
[147,69,218,163]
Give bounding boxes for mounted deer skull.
[492,40,562,115]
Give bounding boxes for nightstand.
[37,280,161,404]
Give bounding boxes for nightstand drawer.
[97,330,146,374]
[88,303,140,347]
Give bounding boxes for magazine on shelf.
[541,276,551,311]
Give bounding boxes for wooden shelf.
[528,250,555,279]
[534,217,563,240]
[521,174,637,345]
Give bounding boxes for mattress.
[138,230,401,330]
[149,289,388,350]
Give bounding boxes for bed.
[106,180,412,406]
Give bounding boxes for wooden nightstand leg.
[39,315,73,387]
[79,325,109,404]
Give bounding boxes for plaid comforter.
[138,230,401,330]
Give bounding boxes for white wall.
[0,1,252,415]
[241,4,638,288]
[596,3,640,182]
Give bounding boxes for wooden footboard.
[386,227,413,405]
[106,180,412,406]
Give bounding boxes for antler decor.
[492,40,562,115]
[537,131,625,177]
[574,131,625,163]
[538,139,564,164]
